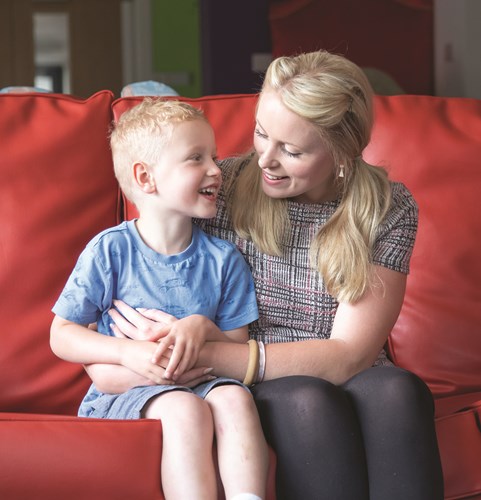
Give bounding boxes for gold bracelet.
[243,339,260,386]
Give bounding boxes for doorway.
[0,0,150,97]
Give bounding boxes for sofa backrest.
[0,91,119,415]
[1,90,480,416]
[364,95,481,404]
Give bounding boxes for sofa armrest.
[0,413,164,500]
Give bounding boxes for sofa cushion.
[0,413,164,500]
[0,90,119,415]
[364,95,481,403]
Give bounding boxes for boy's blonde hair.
[228,50,392,303]
[110,98,207,202]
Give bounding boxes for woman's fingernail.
[203,368,214,375]
[206,375,217,381]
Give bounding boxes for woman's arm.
[198,265,406,385]
[101,266,405,387]
[84,363,216,394]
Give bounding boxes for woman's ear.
[133,162,156,193]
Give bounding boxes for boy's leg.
[205,385,269,500]
[143,390,217,500]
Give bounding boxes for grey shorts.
[79,377,248,420]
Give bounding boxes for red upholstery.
[0,413,164,500]
[1,89,480,499]
[0,90,119,416]
[365,96,481,406]
[365,95,481,500]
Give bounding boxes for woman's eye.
[254,128,267,139]
[283,147,301,158]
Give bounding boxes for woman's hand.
[109,300,223,381]
[108,299,176,342]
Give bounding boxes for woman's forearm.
[198,341,250,381]
[198,338,370,385]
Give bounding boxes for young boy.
[50,99,268,500]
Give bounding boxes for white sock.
[230,494,262,500]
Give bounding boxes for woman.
[90,50,444,499]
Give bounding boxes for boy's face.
[151,119,221,219]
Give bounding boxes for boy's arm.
[50,315,169,384]
[51,315,125,364]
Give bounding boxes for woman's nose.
[258,147,278,169]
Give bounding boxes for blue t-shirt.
[53,220,258,334]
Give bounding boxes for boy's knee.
[207,384,254,410]
[144,389,210,422]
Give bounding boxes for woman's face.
[254,91,338,204]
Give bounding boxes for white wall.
[435,0,481,98]
[121,0,154,87]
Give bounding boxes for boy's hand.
[152,315,209,381]
[118,339,174,385]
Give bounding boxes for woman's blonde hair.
[110,98,207,203]
[228,50,391,303]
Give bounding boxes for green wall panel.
[151,0,202,97]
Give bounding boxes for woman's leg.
[343,366,444,500]
[252,376,369,500]
[143,391,217,500]
[206,385,269,500]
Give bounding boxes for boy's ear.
[133,162,156,193]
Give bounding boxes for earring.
[339,164,345,178]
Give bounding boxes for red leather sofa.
[1,89,480,500]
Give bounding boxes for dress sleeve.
[215,245,259,332]
[372,182,419,274]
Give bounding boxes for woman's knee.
[254,375,344,404]
[253,375,356,427]
[345,366,434,412]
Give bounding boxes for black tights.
[252,366,444,500]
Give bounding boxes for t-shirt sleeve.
[52,241,111,325]
[215,245,259,332]
[372,182,419,274]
